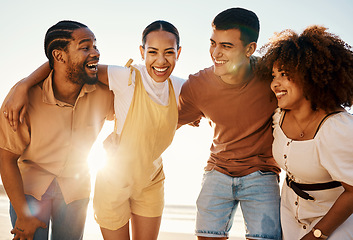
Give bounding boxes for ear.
[52,49,66,64]
[139,45,145,60]
[176,46,182,60]
[245,42,257,58]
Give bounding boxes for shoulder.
[170,75,185,91]
[107,64,135,92]
[318,111,353,134]
[182,66,214,89]
[170,75,185,98]
[316,111,353,147]
[95,81,112,91]
[107,64,130,82]
[92,82,114,99]
[188,66,214,81]
[108,64,129,74]
[272,108,283,126]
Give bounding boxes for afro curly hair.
[257,25,353,112]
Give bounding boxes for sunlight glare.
[87,121,114,183]
[87,141,107,176]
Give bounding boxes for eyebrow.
[210,38,234,46]
[78,38,95,45]
[147,47,175,51]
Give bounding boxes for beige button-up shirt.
[0,72,114,203]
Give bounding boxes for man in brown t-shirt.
[178,8,281,240]
[0,21,114,240]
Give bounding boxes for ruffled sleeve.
[315,112,353,186]
[272,107,282,129]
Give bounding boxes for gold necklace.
[292,112,317,138]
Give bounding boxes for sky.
[1,0,353,206]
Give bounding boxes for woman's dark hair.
[142,20,180,49]
[212,7,260,45]
[257,25,353,111]
[45,20,88,68]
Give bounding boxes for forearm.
[0,150,30,219]
[313,184,353,236]
[20,61,51,90]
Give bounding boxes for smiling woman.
[140,30,181,83]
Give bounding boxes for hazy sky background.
[1,0,352,206]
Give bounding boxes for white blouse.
[272,108,353,239]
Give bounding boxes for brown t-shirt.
[0,72,114,203]
[178,63,280,177]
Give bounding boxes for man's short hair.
[44,20,88,68]
[212,8,260,45]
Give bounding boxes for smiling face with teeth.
[63,27,100,85]
[271,65,308,111]
[209,28,256,84]
[140,30,181,83]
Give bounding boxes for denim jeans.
[196,170,282,239]
[10,179,89,240]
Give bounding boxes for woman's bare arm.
[3,62,109,131]
[97,64,109,86]
[3,62,51,131]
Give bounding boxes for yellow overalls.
[93,60,178,230]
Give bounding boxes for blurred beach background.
[1,0,352,239]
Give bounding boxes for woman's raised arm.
[3,62,51,131]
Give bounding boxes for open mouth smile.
[275,91,287,99]
[86,63,98,71]
[214,59,227,64]
[153,66,168,72]
[152,66,169,76]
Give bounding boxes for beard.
[66,60,99,85]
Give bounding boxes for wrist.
[14,205,32,220]
[312,227,328,239]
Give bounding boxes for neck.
[220,61,251,85]
[52,71,83,105]
[288,104,314,122]
[285,103,326,140]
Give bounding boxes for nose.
[90,48,100,58]
[270,76,280,90]
[211,45,222,59]
[156,53,167,64]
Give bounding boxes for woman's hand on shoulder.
[3,80,29,132]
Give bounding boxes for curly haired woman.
[257,25,353,239]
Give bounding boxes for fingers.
[11,228,35,240]
[11,228,21,240]
[19,105,27,124]
[8,110,13,127]
[11,108,20,132]
[39,220,47,229]
[3,107,23,132]
[7,109,16,131]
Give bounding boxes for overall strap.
[112,59,136,134]
[124,58,136,86]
